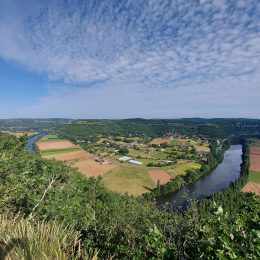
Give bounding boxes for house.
[128,159,143,165]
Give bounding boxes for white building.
[128,159,143,165]
[118,156,132,162]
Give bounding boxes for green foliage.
[196,197,260,259]
[118,147,129,155]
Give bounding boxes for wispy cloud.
[0,0,260,118]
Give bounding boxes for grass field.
[102,167,156,196]
[167,138,210,152]
[128,149,152,158]
[251,143,260,147]
[39,134,63,142]
[248,171,260,183]
[41,147,82,155]
[173,160,201,174]
[242,140,260,195]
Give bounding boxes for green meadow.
[41,147,82,155]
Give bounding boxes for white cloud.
[0,0,260,118]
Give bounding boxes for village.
[85,134,211,169]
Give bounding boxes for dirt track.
[148,170,172,185]
[242,182,260,195]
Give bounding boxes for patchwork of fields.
[37,135,117,177]
[36,135,158,195]
[242,139,260,195]
[35,134,210,196]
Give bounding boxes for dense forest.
[55,118,260,141]
[1,118,260,139]
[0,133,259,259]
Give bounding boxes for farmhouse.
[128,159,143,165]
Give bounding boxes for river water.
[26,132,45,154]
[157,145,243,208]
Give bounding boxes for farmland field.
[37,140,79,150]
[250,154,260,172]
[75,159,117,177]
[150,137,172,145]
[44,150,92,161]
[38,134,63,142]
[102,167,156,195]
[250,146,260,155]
[243,140,260,195]
[242,182,260,195]
[36,132,211,196]
[148,170,172,185]
[2,131,38,138]
[37,135,118,180]
[248,171,260,183]
[41,147,82,155]
[173,160,201,174]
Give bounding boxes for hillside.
[0,132,259,259]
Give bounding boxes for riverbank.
[156,145,242,208]
[145,139,230,199]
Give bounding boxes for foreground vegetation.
[0,132,259,259]
[0,215,85,259]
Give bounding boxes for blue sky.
[0,0,260,119]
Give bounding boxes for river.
[157,145,243,208]
[26,131,45,154]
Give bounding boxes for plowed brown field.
[242,182,260,195]
[250,146,260,155]
[148,170,172,185]
[39,137,116,177]
[150,138,172,145]
[74,159,117,177]
[250,154,260,172]
[37,141,79,150]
